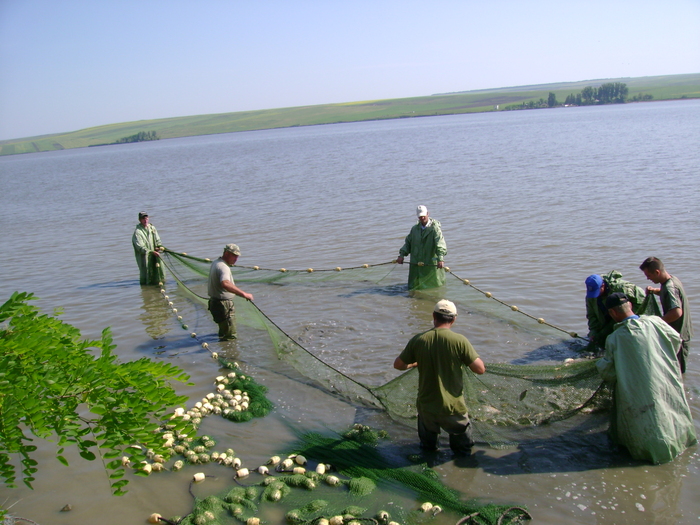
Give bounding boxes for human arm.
[395,339,417,370]
[132,227,151,256]
[393,356,417,370]
[662,307,682,324]
[596,338,617,384]
[468,357,485,375]
[150,225,163,257]
[398,227,413,262]
[434,222,447,264]
[646,286,660,295]
[585,297,606,342]
[221,279,254,301]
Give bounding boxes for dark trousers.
[418,412,474,453]
[208,298,236,340]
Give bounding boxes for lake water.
[1,99,699,524]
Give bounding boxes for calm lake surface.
[1,99,699,524]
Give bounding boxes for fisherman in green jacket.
[585,270,647,350]
[132,211,165,285]
[397,205,447,290]
[596,293,696,464]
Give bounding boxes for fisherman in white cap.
[396,205,447,290]
[394,299,485,455]
[207,244,254,341]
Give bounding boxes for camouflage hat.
[224,244,241,256]
[434,299,457,316]
[138,211,149,219]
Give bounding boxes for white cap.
[416,205,428,217]
[434,299,457,316]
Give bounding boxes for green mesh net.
[152,250,668,524]
[156,249,657,448]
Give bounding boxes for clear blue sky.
[1,0,698,140]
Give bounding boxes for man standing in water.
[394,299,485,454]
[208,244,254,341]
[640,257,693,373]
[596,293,696,463]
[132,211,164,285]
[397,205,447,289]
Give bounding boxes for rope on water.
[446,269,579,338]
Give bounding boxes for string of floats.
[161,248,579,340]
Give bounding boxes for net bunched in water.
[158,250,666,447]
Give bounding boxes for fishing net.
[156,250,667,448]
[152,251,666,524]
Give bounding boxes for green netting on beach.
[157,250,648,449]
[174,426,531,525]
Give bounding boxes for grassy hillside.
[2,73,698,156]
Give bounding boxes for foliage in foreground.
[0,292,194,495]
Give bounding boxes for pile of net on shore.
[173,425,532,525]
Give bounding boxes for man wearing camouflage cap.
[207,244,254,341]
[394,299,485,454]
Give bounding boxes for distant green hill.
[2,73,698,156]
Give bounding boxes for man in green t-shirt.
[640,257,693,373]
[394,299,485,454]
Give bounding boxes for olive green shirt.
[399,327,479,416]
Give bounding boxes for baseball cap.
[585,274,604,298]
[605,292,629,309]
[434,299,457,316]
[138,211,149,219]
[416,205,428,217]
[224,244,241,255]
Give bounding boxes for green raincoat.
[399,218,447,290]
[597,315,697,464]
[586,270,649,347]
[132,223,164,285]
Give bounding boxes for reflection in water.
[139,286,173,339]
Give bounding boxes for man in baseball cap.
[585,271,646,351]
[132,211,164,285]
[396,205,448,290]
[596,290,696,463]
[394,299,485,455]
[207,244,253,340]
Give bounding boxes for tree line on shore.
[505,82,654,111]
[114,131,159,144]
